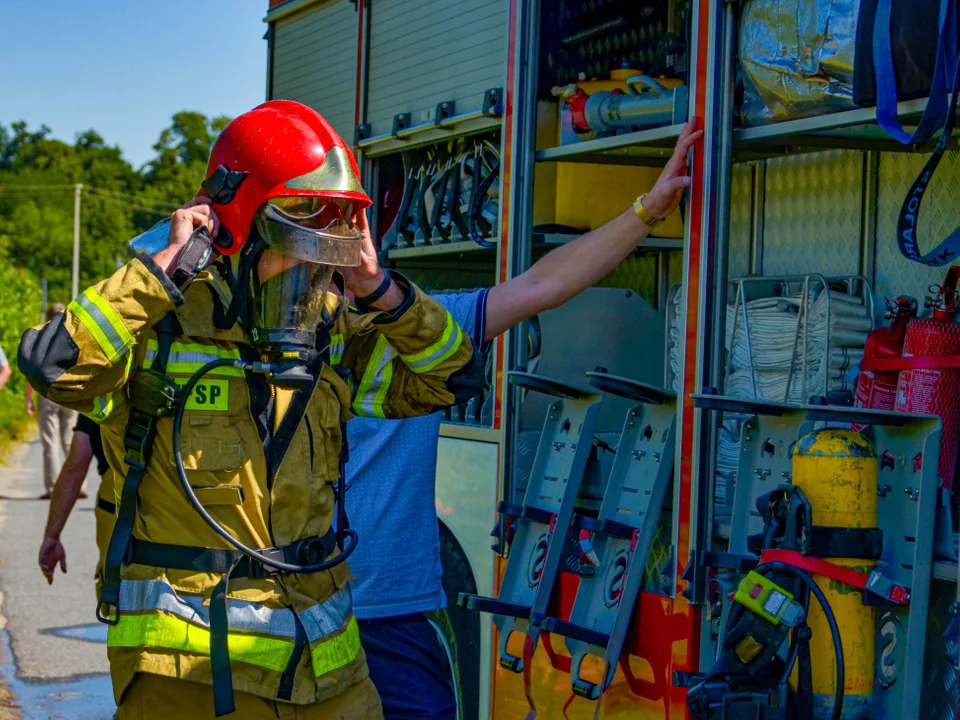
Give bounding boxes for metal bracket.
[541,373,677,700]
[391,113,412,139]
[353,123,371,146]
[434,100,456,128]
[482,87,504,117]
[458,371,601,673]
[693,393,941,720]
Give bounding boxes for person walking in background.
[0,340,12,393]
[38,414,107,584]
[25,303,80,500]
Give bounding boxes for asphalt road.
[0,437,115,719]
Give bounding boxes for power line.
[1,184,183,212]
[86,186,181,210]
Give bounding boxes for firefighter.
[337,121,703,718]
[18,100,477,720]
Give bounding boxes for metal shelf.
[732,97,937,153]
[386,239,495,259]
[533,232,683,251]
[933,560,957,582]
[536,124,685,165]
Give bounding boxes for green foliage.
[0,111,230,303]
[0,111,231,457]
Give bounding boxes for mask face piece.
[250,199,360,388]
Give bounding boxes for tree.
[0,111,229,302]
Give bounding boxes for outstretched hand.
[641,119,703,220]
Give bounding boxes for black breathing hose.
[173,358,358,574]
[757,562,845,720]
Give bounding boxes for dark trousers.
[359,612,459,720]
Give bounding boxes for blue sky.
[1,0,268,168]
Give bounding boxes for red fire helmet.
[199,100,371,254]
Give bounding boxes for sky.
[1,0,269,168]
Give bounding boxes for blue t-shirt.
[344,289,488,620]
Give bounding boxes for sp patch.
[181,379,229,412]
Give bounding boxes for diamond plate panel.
[920,579,959,720]
[388,262,495,293]
[875,150,960,302]
[728,163,754,280]
[596,254,658,306]
[668,249,683,287]
[762,150,863,276]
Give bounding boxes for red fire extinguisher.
[893,266,960,489]
[851,297,918,431]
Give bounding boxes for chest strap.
[97,311,179,625]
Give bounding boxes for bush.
[0,264,43,457]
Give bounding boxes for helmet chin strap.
[214,226,266,331]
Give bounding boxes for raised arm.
[483,119,702,341]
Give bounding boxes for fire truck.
[264,1,960,718]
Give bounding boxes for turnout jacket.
[19,252,475,706]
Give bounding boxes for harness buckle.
[126,368,181,418]
[96,599,120,626]
[865,571,912,605]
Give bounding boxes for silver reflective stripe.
[117,578,298,638]
[299,586,354,643]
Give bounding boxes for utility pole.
[72,183,82,299]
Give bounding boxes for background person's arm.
[38,431,94,584]
[0,362,12,393]
[483,119,702,342]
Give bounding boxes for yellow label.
[182,379,229,412]
[735,634,763,664]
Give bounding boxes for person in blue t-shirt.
[349,121,701,719]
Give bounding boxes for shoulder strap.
[894,53,960,266]
[97,311,179,624]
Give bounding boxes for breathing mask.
[249,196,361,387]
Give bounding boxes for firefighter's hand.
[641,119,703,220]
[340,209,381,294]
[38,537,66,585]
[154,197,221,276]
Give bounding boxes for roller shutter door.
[271,0,358,143]
[365,0,506,138]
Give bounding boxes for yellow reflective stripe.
[107,612,294,673]
[329,334,345,367]
[352,335,395,418]
[145,340,244,377]
[310,616,361,677]
[400,313,463,373]
[165,362,244,378]
[68,288,133,363]
[87,393,114,422]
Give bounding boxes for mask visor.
[256,200,362,267]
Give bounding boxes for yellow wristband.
[633,194,660,228]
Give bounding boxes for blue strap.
[896,56,960,266]
[874,0,957,144]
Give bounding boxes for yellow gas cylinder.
[790,429,877,719]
